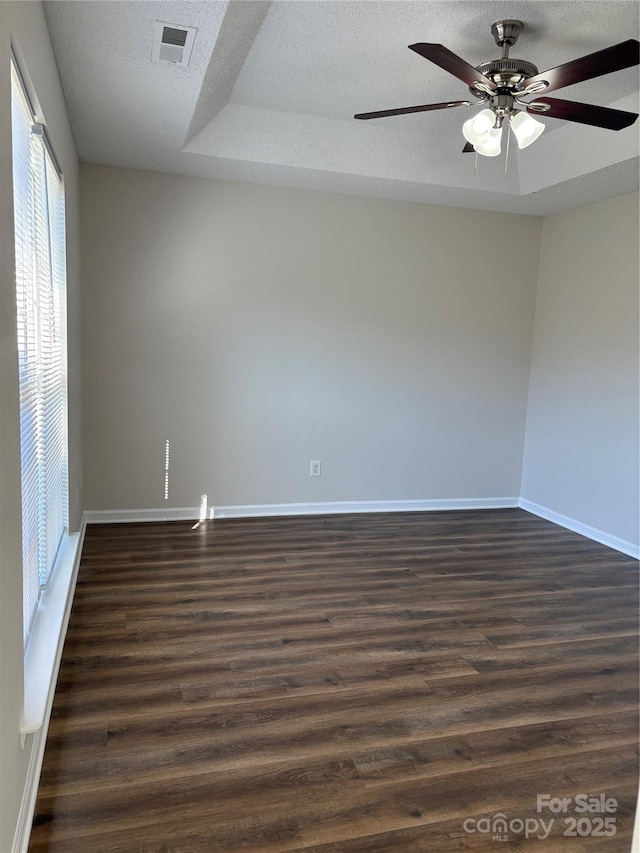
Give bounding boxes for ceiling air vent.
[152,21,197,67]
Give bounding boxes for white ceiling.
[43,0,640,215]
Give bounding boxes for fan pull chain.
[504,120,511,178]
[474,149,479,177]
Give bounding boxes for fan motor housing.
[470,58,540,94]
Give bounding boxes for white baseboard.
[631,785,640,852]
[83,507,202,524]
[13,518,87,853]
[84,498,640,560]
[85,497,520,525]
[12,725,46,853]
[519,498,640,559]
[214,497,519,518]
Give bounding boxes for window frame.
[11,53,69,648]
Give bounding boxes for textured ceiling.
[43,0,640,215]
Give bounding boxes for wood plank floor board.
[31,749,639,852]
[30,509,639,852]
[39,708,639,799]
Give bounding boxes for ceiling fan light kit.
[354,20,639,164]
[462,108,494,143]
[475,126,504,157]
[510,111,545,149]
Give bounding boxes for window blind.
[11,61,68,646]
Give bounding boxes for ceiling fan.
[354,21,640,156]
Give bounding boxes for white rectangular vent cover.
[152,21,197,67]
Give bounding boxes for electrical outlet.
[310,460,321,477]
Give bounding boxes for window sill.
[21,528,84,737]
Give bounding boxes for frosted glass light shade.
[473,126,503,157]
[462,108,495,145]
[510,111,545,149]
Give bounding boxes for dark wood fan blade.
[354,100,473,120]
[462,142,475,153]
[409,43,496,91]
[521,39,640,95]
[527,97,639,130]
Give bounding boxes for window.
[11,59,68,646]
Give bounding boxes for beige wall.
[80,165,542,511]
[0,2,81,848]
[522,192,639,546]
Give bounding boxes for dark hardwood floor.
[29,509,639,852]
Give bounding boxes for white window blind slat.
[11,61,68,645]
